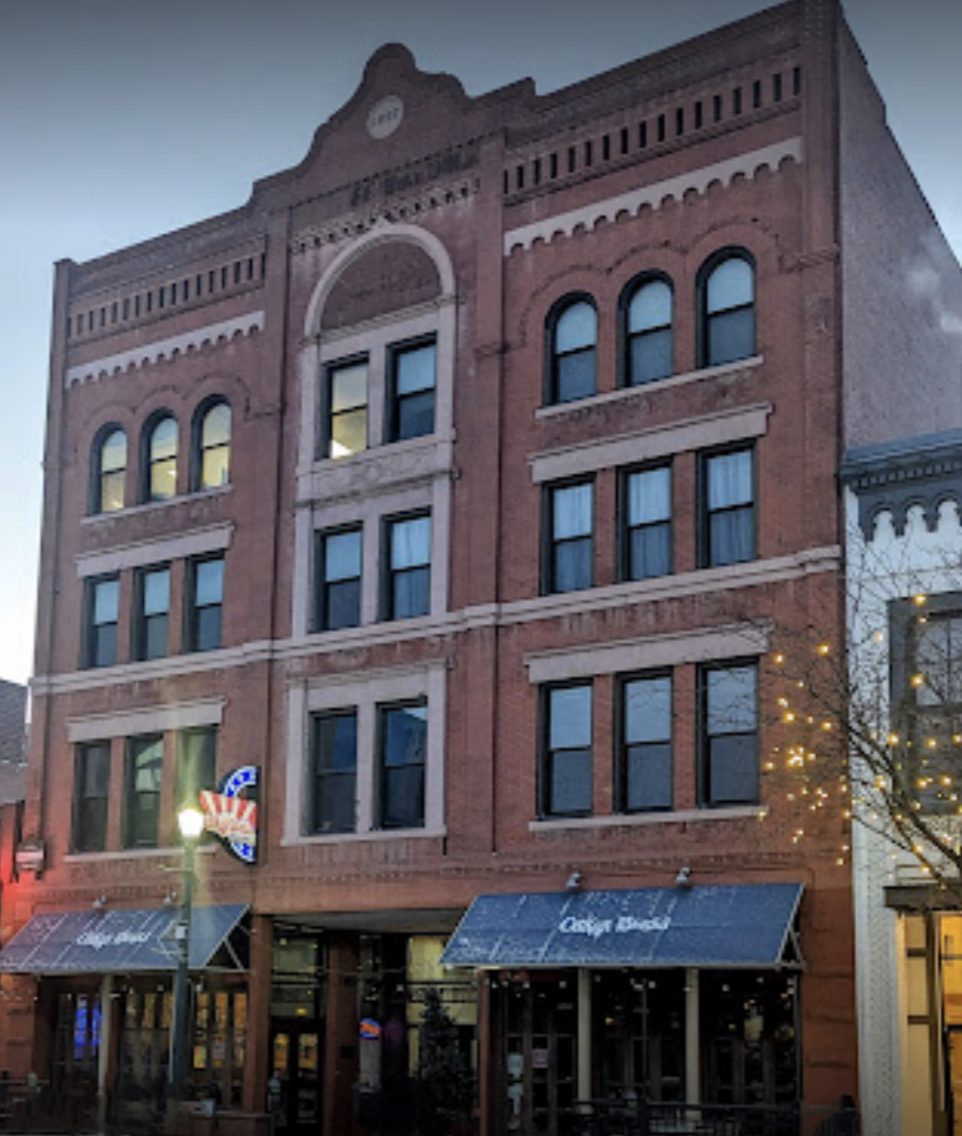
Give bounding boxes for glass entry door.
[270,1026,322,1135]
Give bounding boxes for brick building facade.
[3,1,959,1133]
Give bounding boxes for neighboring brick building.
[3,1,959,1134]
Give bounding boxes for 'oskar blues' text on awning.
[558,915,671,939]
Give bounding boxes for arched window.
[548,298,597,404]
[91,427,126,514]
[624,276,673,385]
[143,414,178,502]
[700,252,756,367]
[195,400,231,490]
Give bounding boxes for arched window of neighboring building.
[548,297,597,404]
[623,275,673,385]
[194,399,231,490]
[91,426,127,514]
[700,251,756,367]
[143,413,178,502]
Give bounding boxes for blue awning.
[0,904,248,974]
[441,884,803,970]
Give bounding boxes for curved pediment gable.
[320,240,441,332]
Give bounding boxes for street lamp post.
[168,806,205,1117]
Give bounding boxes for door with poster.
[269,1025,322,1136]
[497,975,577,1136]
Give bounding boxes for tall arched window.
[144,414,178,502]
[548,297,597,404]
[700,252,756,367]
[92,427,127,514]
[623,276,673,385]
[195,400,231,490]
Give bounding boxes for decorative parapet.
[841,430,962,537]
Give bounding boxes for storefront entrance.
[270,1025,322,1134]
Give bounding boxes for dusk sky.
[1,0,959,687]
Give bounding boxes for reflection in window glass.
[704,256,755,366]
[622,675,672,810]
[147,416,178,501]
[327,361,368,459]
[97,429,127,513]
[552,301,597,403]
[626,279,673,385]
[702,664,758,805]
[379,702,427,829]
[624,467,671,580]
[199,402,231,489]
[544,684,592,817]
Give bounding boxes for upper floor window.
[133,565,170,662]
[177,726,218,813]
[123,734,163,848]
[388,339,436,442]
[620,674,673,811]
[91,427,127,514]
[700,662,758,806]
[701,448,755,568]
[700,252,756,367]
[316,526,362,632]
[310,710,358,835]
[541,682,593,818]
[195,400,231,490]
[144,414,178,502]
[545,480,594,594]
[83,575,119,669]
[324,358,368,460]
[549,298,597,404]
[384,513,431,621]
[621,466,671,581]
[623,277,673,385]
[378,700,427,830]
[186,555,224,652]
[72,742,110,853]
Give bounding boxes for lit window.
[378,701,426,829]
[196,401,231,490]
[549,299,597,403]
[325,358,368,459]
[541,683,592,817]
[310,711,357,834]
[622,466,671,580]
[389,339,436,442]
[702,449,755,567]
[316,526,362,631]
[385,514,431,621]
[144,414,178,502]
[546,481,593,593]
[620,674,672,811]
[700,663,758,806]
[701,253,756,366]
[92,427,126,514]
[624,277,673,385]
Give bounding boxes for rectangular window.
[385,513,431,620]
[187,555,224,652]
[310,711,357,834]
[702,448,755,567]
[622,466,671,580]
[545,481,593,593]
[84,575,119,668]
[620,674,672,811]
[700,663,758,806]
[316,527,362,631]
[388,339,436,442]
[133,565,170,661]
[377,701,427,830]
[177,726,217,812]
[73,742,111,853]
[124,735,163,848]
[541,683,592,817]
[324,358,368,459]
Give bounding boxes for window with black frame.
[133,565,170,661]
[384,513,431,620]
[186,555,224,652]
[388,338,436,442]
[73,742,111,853]
[699,662,758,806]
[195,400,231,490]
[124,735,163,848]
[701,448,755,568]
[316,526,362,631]
[377,701,426,829]
[324,357,368,460]
[541,682,593,817]
[84,574,119,668]
[622,465,671,580]
[545,480,594,594]
[92,426,126,514]
[700,252,756,367]
[624,277,673,385]
[144,414,178,502]
[620,673,673,811]
[309,710,358,834]
[177,726,217,812]
[549,298,597,404]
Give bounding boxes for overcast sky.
[0,0,959,686]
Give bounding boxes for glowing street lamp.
[168,806,205,1113]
